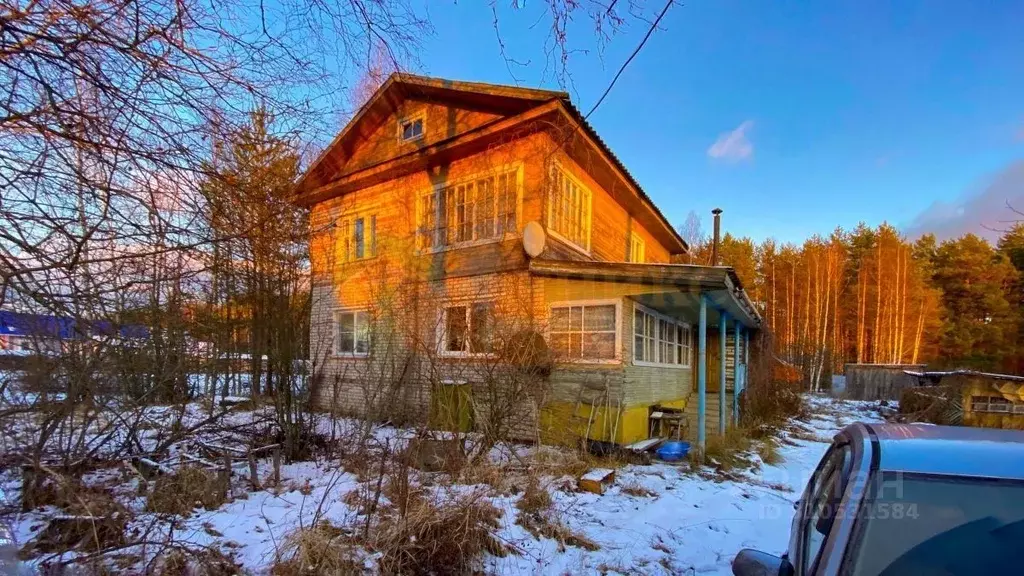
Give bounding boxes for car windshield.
[847,472,1024,576]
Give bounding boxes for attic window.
[399,115,424,142]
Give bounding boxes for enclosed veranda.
[530,259,761,452]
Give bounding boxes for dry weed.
[373,490,510,575]
[515,477,552,515]
[691,427,755,472]
[272,520,362,576]
[515,510,599,552]
[756,438,782,466]
[790,430,831,443]
[619,481,656,498]
[147,466,226,516]
[20,476,129,556]
[513,478,597,552]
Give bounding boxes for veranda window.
[550,303,617,360]
[633,304,691,367]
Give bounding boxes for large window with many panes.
[417,167,520,250]
[633,304,691,367]
[549,302,618,361]
[547,163,592,253]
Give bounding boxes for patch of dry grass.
[790,430,831,443]
[373,490,511,575]
[146,466,226,516]
[756,438,782,466]
[515,477,553,515]
[619,481,656,498]
[690,427,755,472]
[19,475,130,556]
[513,476,598,552]
[515,511,599,552]
[155,548,239,576]
[272,520,362,576]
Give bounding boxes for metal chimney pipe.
[711,208,723,266]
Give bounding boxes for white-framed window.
[629,232,645,263]
[335,310,371,356]
[398,113,424,142]
[549,301,619,361]
[416,166,521,250]
[341,214,376,262]
[440,302,495,355]
[547,163,592,253]
[633,303,691,367]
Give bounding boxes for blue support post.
[719,311,728,435]
[698,294,708,451]
[733,324,742,425]
[742,330,751,420]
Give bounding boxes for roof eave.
[528,260,761,327]
[557,102,690,256]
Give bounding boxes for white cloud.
[707,120,754,162]
[904,160,1024,243]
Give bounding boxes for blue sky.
[410,1,1024,244]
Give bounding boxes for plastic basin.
[656,441,691,462]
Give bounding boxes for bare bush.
[373,490,511,575]
[273,521,362,576]
[741,332,806,429]
[146,467,226,516]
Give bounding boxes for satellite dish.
[522,221,546,258]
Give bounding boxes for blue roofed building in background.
[0,310,149,356]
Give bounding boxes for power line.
[584,0,675,120]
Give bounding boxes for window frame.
[333,309,371,357]
[546,161,593,256]
[629,231,645,263]
[798,443,853,575]
[438,301,497,358]
[971,395,1024,414]
[415,164,523,253]
[547,299,622,364]
[339,213,377,262]
[397,112,425,143]
[631,302,692,369]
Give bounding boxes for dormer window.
[398,114,424,142]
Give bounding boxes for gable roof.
[295,73,567,194]
[294,73,689,254]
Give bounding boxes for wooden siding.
[543,144,673,264]
[341,100,504,176]
[309,132,554,290]
[685,391,735,440]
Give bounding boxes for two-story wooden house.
[293,74,760,449]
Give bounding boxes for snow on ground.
[482,396,891,575]
[1,394,891,575]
